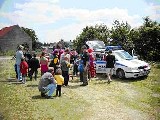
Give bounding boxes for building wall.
[0,25,32,52]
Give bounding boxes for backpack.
[78,60,84,72]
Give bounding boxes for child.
[61,56,71,86]
[54,68,64,97]
[20,57,28,84]
[29,54,40,81]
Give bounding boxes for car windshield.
[114,50,133,60]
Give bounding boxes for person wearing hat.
[80,45,89,86]
[15,45,24,82]
[38,69,57,99]
[105,50,115,83]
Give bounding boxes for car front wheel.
[116,69,125,79]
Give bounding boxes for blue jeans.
[43,84,57,96]
[16,64,22,81]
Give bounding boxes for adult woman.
[40,52,48,76]
[88,48,96,78]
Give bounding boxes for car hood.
[117,59,149,68]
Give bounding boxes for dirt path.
[63,80,152,120]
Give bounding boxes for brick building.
[0,25,32,52]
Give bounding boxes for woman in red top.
[40,52,49,76]
[88,48,96,78]
[20,57,28,84]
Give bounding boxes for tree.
[74,24,110,53]
[22,27,40,50]
[110,20,133,52]
[133,17,160,61]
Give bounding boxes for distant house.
[0,25,32,52]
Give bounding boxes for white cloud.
[0,0,144,43]
[149,5,160,21]
[42,23,86,43]
[144,2,160,21]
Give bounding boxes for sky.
[0,0,160,43]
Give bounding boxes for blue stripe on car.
[116,63,127,67]
[95,61,127,67]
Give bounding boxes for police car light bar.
[105,46,122,51]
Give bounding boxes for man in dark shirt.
[105,50,115,83]
[80,45,89,86]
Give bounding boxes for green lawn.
[0,60,89,120]
[0,59,159,120]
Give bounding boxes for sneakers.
[45,95,53,99]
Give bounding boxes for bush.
[0,50,15,56]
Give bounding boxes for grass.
[0,59,159,120]
[108,62,160,119]
[130,63,160,119]
[0,60,89,120]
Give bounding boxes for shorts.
[106,68,114,75]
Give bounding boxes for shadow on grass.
[0,78,17,83]
[10,82,23,85]
[32,95,44,99]
[93,81,108,85]
[0,80,10,83]
[69,80,80,83]
[26,84,38,87]
[91,74,147,84]
[113,76,147,83]
[66,84,82,89]
[8,78,16,81]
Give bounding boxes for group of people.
[14,44,115,99]
[15,45,40,84]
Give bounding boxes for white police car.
[94,46,151,78]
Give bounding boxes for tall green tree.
[110,20,133,52]
[22,27,40,50]
[74,24,110,53]
[133,17,160,61]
